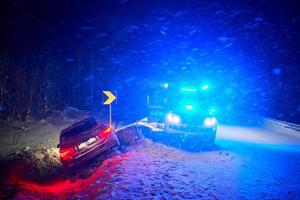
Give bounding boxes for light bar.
[181,88,197,92]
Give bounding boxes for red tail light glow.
[98,127,112,138]
[60,147,77,161]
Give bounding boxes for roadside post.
[102,90,117,126]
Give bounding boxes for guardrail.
[116,118,164,133]
[266,118,300,132]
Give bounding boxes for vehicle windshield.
[166,87,214,113]
[61,119,100,142]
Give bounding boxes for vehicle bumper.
[165,124,217,136]
[62,133,119,168]
[164,124,217,148]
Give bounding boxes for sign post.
[103,91,116,127]
[109,103,112,127]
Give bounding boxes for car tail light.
[98,127,112,139]
[60,147,77,161]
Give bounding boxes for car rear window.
[61,119,102,143]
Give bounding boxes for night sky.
[1,0,300,123]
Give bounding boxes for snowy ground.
[0,107,92,156]
[0,117,300,199]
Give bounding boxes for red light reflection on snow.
[5,154,129,197]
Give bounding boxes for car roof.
[61,117,99,135]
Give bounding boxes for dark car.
[58,117,119,168]
[147,82,217,146]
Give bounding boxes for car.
[147,82,217,146]
[58,117,119,168]
[164,109,217,146]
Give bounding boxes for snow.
[1,0,300,198]
[0,107,91,156]
[96,32,108,38]
[160,30,167,35]
[80,26,96,31]
[1,117,300,199]
[110,140,238,199]
[272,67,282,75]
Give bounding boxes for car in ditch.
[58,117,119,168]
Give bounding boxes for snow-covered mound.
[2,147,63,183]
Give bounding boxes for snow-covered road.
[3,122,300,200]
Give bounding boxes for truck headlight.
[203,117,217,128]
[166,113,181,124]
